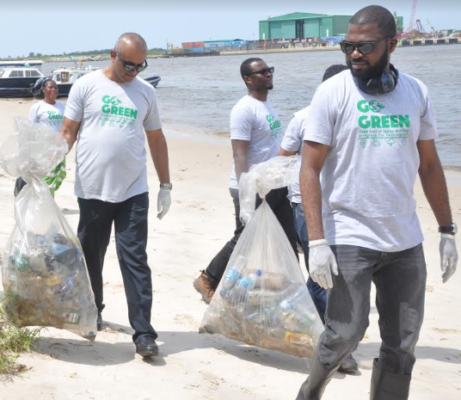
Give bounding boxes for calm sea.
[43,45,461,167]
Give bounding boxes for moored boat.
[0,66,44,98]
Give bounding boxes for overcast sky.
[1,0,457,57]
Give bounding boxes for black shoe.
[135,336,159,357]
[97,312,103,331]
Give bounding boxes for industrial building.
[259,12,404,40]
[259,12,351,40]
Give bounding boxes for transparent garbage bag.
[0,117,98,340]
[239,155,301,225]
[200,200,324,358]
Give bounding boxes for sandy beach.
[0,98,460,400]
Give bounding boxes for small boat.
[0,66,44,98]
[144,75,161,88]
[30,65,100,98]
[51,65,100,97]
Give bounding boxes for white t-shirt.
[29,100,66,131]
[228,95,283,189]
[303,70,437,252]
[281,106,311,203]
[65,70,162,203]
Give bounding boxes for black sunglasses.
[340,36,393,55]
[116,52,148,73]
[246,66,275,76]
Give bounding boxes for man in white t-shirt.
[296,6,458,400]
[61,33,171,358]
[193,58,298,303]
[280,64,359,374]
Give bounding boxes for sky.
[1,0,459,58]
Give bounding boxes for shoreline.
[3,41,459,63]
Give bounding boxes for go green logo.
[266,114,281,132]
[357,100,385,113]
[357,99,409,129]
[47,110,63,120]
[101,95,137,119]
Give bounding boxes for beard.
[347,48,389,80]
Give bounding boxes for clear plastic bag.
[0,118,98,340]
[200,200,323,358]
[239,155,301,225]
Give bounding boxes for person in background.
[279,64,358,375]
[296,6,458,400]
[14,78,66,196]
[193,57,298,303]
[60,32,171,358]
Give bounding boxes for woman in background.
[15,78,67,196]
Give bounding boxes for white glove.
[440,234,458,283]
[157,189,171,220]
[309,239,339,289]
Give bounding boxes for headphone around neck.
[356,64,399,95]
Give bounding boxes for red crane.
[406,0,419,33]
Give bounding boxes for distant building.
[259,12,403,40]
[259,12,352,40]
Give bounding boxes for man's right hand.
[309,240,339,289]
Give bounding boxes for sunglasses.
[246,66,275,76]
[340,36,392,55]
[116,52,148,73]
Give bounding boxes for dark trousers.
[292,202,327,323]
[300,244,426,399]
[206,187,298,283]
[77,192,157,342]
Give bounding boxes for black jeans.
[206,187,298,283]
[301,244,426,399]
[77,192,156,342]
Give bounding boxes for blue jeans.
[292,202,327,324]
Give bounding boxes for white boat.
[51,65,100,97]
[0,66,44,98]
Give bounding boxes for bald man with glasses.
[61,32,171,358]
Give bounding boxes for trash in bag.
[0,117,98,340]
[239,155,301,225]
[200,198,323,357]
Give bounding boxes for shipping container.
[185,47,205,54]
[182,42,204,48]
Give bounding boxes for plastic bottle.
[232,269,263,303]
[222,268,241,290]
[222,255,247,289]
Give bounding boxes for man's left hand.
[440,234,458,283]
[157,189,171,220]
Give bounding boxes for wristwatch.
[160,182,173,190]
[438,222,457,235]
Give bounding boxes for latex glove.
[440,234,458,283]
[157,189,171,220]
[309,239,339,289]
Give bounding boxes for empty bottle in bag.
[233,270,262,301]
[222,255,247,290]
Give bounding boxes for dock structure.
[400,38,459,46]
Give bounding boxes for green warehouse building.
[259,12,352,40]
[259,12,404,40]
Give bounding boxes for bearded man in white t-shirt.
[60,33,171,358]
[296,6,458,400]
[193,58,298,303]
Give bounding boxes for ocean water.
[43,45,461,167]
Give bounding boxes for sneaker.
[135,335,159,357]
[97,312,103,331]
[338,354,358,374]
[193,270,216,304]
